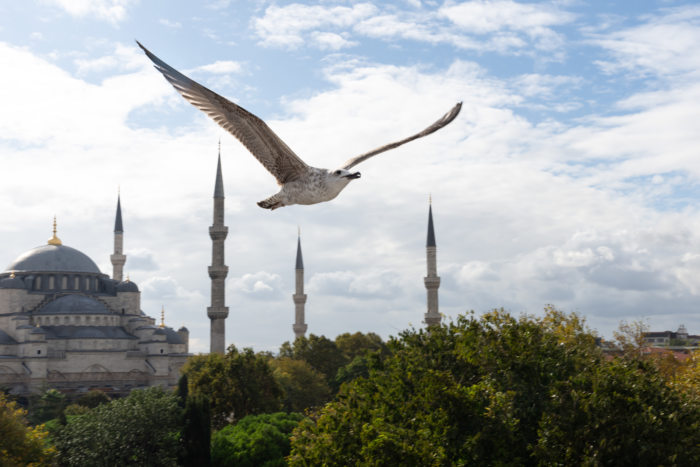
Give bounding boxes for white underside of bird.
[137,41,462,210]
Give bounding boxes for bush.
[212,412,304,467]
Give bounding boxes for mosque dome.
[5,244,101,274]
[0,274,25,289]
[37,294,110,315]
[116,280,139,293]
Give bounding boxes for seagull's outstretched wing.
[137,41,309,185]
[340,102,462,170]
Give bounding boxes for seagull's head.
[330,168,361,180]
[328,168,361,188]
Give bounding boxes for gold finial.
[429,193,432,205]
[298,225,300,237]
[160,306,165,328]
[218,138,221,155]
[48,216,62,245]
[125,274,130,283]
[9,271,15,279]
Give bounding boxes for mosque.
[0,198,189,396]
[1,148,441,396]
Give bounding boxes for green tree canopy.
[183,345,283,429]
[334,331,387,361]
[53,386,182,467]
[280,334,349,385]
[211,412,304,467]
[0,392,56,466]
[269,357,331,412]
[289,308,700,465]
[75,389,111,409]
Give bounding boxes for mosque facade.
[0,201,189,396]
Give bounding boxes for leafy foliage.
[289,308,700,465]
[183,345,283,429]
[53,386,182,466]
[180,393,212,467]
[75,389,111,409]
[281,334,349,384]
[269,357,331,412]
[0,392,56,466]
[211,412,304,467]
[28,388,66,425]
[335,331,388,361]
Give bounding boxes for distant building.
[0,201,189,397]
[643,324,700,348]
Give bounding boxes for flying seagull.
[137,41,461,210]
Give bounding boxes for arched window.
[34,276,41,290]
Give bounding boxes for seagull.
[137,41,462,210]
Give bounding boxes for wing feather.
[341,102,462,170]
[137,41,308,184]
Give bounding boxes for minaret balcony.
[209,225,229,240]
[424,276,441,288]
[207,307,229,320]
[208,265,229,279]
[293,294,307,305]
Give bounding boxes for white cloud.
[311,31,358,50]
[43,0,137,24]
[590,5,700,80]
[191,60,243,75]
[253,3,378,48]
[230,271,283,298]
[158,18,182,28]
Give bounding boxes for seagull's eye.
[334,170,341,176]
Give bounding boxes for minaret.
[207,146,229,354]
[110,194,126,281]
[292,229,308,339]
[424,197,441,326]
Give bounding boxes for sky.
[2,0,700,353]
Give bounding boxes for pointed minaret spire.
[214,140,224,198]
[48,216,62,246]
[424,197,441,326]
[293,229,308,339]
[110,192,126,281]
[208,144,229,354]
[160,306,166,328]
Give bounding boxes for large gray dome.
[37,295,110,315]
[5,244,101,274]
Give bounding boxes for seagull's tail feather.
[258,195,284,210]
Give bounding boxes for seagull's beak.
[344,172,361,179]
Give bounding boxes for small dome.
[116,280,139,292]
[6,244,100,274]
[38,294,110,315]
[0,276,25,289]
[178,326,189,333]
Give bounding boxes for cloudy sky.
[2,1,700,353]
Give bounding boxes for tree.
[211,412,304,467]
[28,388,66,425]
[280,334,349,384]
[0,392,56,466]
[53,386,182,466]
[269,357,331,412]
[180,394,211,467]
[183,345,283,429]
[535,358,700,465]
[334,331,387,361]
[75,389,111,409]
[289,308,700,465]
